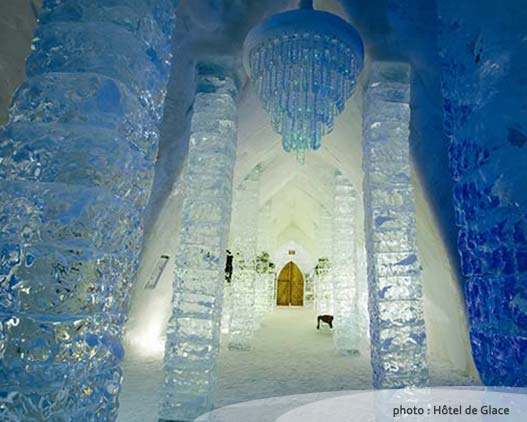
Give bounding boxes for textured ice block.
[437,0,527,386]
[253,202,276,323]
[0,0,176,419]
[27,23,166,119]
[362,61,428,389]
[0,181,142,252]
[253,272,275,322]
[332,173,360,353]
[161,64,239,421]
[0,244,131,316]
[38,0,175,78]
[0,123,153,209]
[315,209,335,316]
[228,168,260,350]
[9,73,158,160]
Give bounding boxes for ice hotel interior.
[0,0,526,421]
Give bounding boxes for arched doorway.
[276,261,304,306]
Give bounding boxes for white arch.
[272,241,315,276]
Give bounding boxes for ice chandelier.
[243,0,364,160]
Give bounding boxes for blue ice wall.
[437,0,527,386]
[0,0,176,419]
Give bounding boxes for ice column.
[161,63,240,420]
[228,168,260,350]
[332,173,360,353]
[255,201,275,323]
[315,209,335,315]
[362,62,428,389]
[0,1,176,419]
[254,268,275,324]
[437,0,527,386]
[220,269,233,336]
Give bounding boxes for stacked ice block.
[362,61,428,389]
[254,202,276,323]
[161,63,239,420]
[228,168,260,350]
[332,173,360,353]
[315,209,335,316]
[0,0,176,419]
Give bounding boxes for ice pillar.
[362,61,428,389]
[437,1,527,386]
[315,209,335,316]
[332,173,360,353]
[228,168,260,350]
[254,202,275,323]
[161,62,240,421]
[0,1,176,419]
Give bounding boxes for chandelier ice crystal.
[243,0,364,159]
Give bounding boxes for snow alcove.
[0,0,526,421]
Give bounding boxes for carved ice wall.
[437,0,527,386]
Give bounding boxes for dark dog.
[317,315,333,329]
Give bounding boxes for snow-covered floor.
[118,307,478,421]
[215,307,373,407]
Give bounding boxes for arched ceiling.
[175,0,419,259]
[233,0,366,257]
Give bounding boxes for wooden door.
[276,262,304,306]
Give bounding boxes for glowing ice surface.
[0,0,175,419]
[161,64,239,420]
[332,173,360,353]
[315,210,335,316]
[438,0,527,387]
[362,61,428,389]
[228,168,260,350]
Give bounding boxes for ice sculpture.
[332,172,360,353]
[362,62,428,389]
[160,62,240,421]
[0,0,176,419]
[228,168,261,350]
[315,209,335,316]
[437,0,527,386]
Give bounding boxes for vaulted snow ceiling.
[175,0,374,257]
[158,0,454,266]
[236,83,363,256]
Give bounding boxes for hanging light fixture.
[243,0,364,161]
